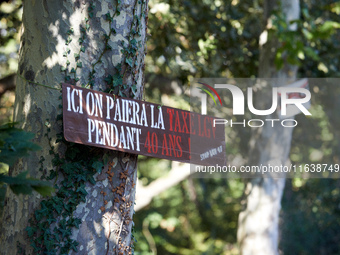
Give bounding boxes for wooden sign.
[62,84,226,166]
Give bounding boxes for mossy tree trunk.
[237,0,300,254]
[0,1,148,254]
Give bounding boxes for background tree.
[0,1,148,254]
[237,0,300,254]
[136,1,340,254]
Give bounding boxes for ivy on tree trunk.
[0,1,149,254]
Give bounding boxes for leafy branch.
[0,123,53,212]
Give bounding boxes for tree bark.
[0,1,148,254]
[237,0,300,254]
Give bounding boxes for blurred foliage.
[1,0,340,254]
[140,0,340,254]
[0,123,53,213]
[281,178,340,255]
[0,0,22,77]
[0,88,14,123]
[0,123,40,166]
[282,80,340,254]
[145,0,262,83]
[134,177,243,255]
[271,1,340,75]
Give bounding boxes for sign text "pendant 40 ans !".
[63,84,226,166]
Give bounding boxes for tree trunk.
[237,0,300,254]
[0,1,148,254]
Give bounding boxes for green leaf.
[80,46,85,53]
[126,57,133,67]
[87,175,96,185]
[10,183,33,195]
[304,47,318,60]
[132,84,137,93]
[66,37,72,45]
[76,186,88,196]
[115,63,122,72]
[275,53,284,70]
[103,153,110,166]
[0,172,53,196]
[26,226,37,238]
[320,21,340,33]
[69,240,79,252]
[105,12,111,21]
[113,75,123,87]
[66,147,80,160]
[0,124,41,166]
[77,62,83,68]
[104,74,113,84]
[32,185,54,196]
[67,28,74,35]
[92,161,103,173]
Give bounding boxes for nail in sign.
[62,83,226,166]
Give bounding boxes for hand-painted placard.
[62,83,226,166]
